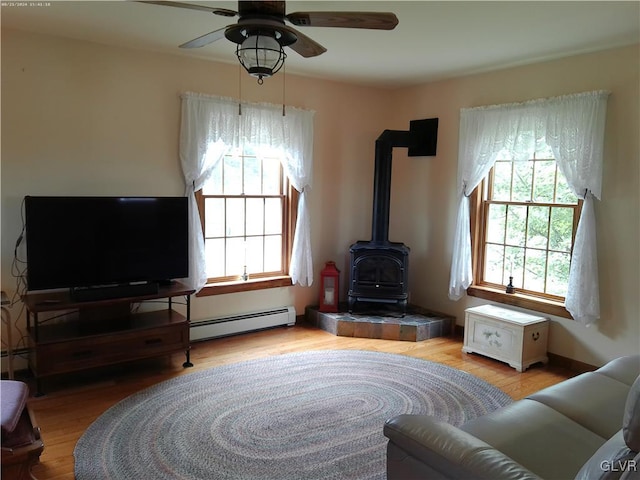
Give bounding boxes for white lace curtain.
[448,90,609,326]
[180,92,315,292]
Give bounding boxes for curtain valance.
[180,92,315,291]
[448,91,609,326]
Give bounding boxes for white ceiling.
[2,1,639,88]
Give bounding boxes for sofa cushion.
[574,430,636,480]
[527,372,631,439]
[462,399,606,480]
[0,380,29,436]
[623,375,640,451]
[620,452,640,480]
[596,356,640,386]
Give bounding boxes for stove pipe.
[371,130,411,243]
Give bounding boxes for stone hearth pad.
[305,305,455,342]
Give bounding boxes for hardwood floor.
[26,323,576,480]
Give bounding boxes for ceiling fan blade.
[277,25,326,58]
[286,11,398,30]
[179,27,228,48]
[138,1,237,17]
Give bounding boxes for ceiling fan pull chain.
[238,63,242,116]
[282,64,286,116]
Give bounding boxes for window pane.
[512,162,533,202]
[547,251,571,296]
[486,204,506,244]
[523,248,546,292]
[532,160,556,203]
[246,236,264,274]
[264,235,282,272]
[265,198,282,235]
[226,198,245,236]
[505,205,526,247]
[527,206,549,249]
[246,198,264,236]
[492,162,512,201]
[205,238,225,278]
[506,246,525,288]
[556,171,577,204]
[244,156,262,195]
[223,155,243,194]
[226,237,245,276]
[485,244,505,284]
[549,207,574,253]
[202,162,223,195]
[204,198,225,237]
[263,158,281,195]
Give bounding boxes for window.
[450,92,607,325]
[195,146,296,295]
[180,93,314,293]
[469,146,581,317]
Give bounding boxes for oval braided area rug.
[74,349,512,480]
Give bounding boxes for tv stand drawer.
[31,322,188,376]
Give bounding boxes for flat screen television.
[24,196,189,297]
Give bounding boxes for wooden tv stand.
[22,282,195,394]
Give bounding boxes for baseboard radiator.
[190,306,296,342]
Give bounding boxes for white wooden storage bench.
[463,304,549,372]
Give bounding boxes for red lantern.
[319,261,340,312]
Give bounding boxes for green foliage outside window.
[483,147,579,298]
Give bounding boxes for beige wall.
[386,45,639,365]
[1,27,637,367]
[0,28,392,333]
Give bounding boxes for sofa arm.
[384,414,542,480]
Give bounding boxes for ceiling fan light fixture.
[146,1,399,82]
[236,32,287,84]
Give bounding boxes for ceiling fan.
[141,1,399,82]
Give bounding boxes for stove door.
[349,252,407,299]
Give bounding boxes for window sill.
[196,276,293,297]
[467,285,572,319]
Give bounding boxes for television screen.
[25,196,189,291]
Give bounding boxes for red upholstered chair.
[1,380,44,480]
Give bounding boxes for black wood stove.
[348,130,410,314]
[348,120,438,314]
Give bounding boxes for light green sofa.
[384,355,640,480]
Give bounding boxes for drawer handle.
[145,338,163,345]
[532,332,540,341]
[72,350,93,358]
